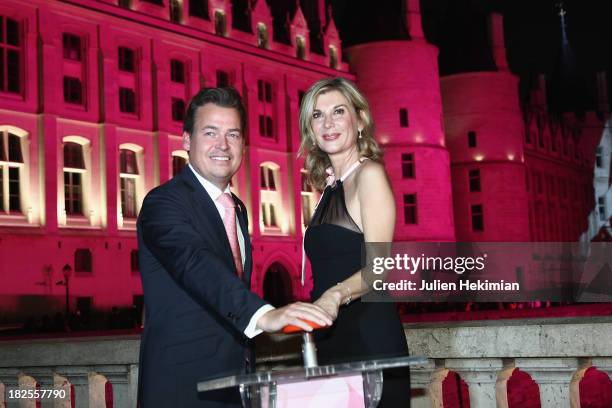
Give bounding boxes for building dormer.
[322,7,341,69]
[289,5,309,61]
[251,0,273,50]
[208,0,232,37]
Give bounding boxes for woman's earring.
[358,130,363,139]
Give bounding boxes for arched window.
[300,169,315,229]
[0,128,26,214]
[295,36,306,60]
[257,23,268,49]
[259,162,283,233]
[172,152,188,177]
[328,45,338,69]
[214,10,226,36]
[63,142,85,215]
[119,146,144,223]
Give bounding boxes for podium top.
[197,355,427,392]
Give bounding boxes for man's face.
[182,103,244,190]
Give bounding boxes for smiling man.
[137,87,332,407]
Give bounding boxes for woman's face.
[311,90,361,157]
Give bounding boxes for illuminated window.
[119,87,136,113]
[63,142,85,215]
[120,149,139,218]
[74,248,92,273]
[257,23,268,48]
[171,98,185,121]
[63,77,83,105]
[170,59,185,83]
[0,16,21,94]
[295,35,306,60]
[468,169,480,192]
[471,204,484,231]
[399,108,409,128]
[62,33,82,61]
[329,45,338,69]
[401,153,415,178]
[0,130,24,213]
[467,131,477,148]
[300,170,315,228]
[214,10,226,36]
[403,194,417,224]
[170,0,182,23]
[118,47,135,72]
[260,163,282,232]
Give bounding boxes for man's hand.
[256,302,333,333]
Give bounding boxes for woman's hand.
[314,287,343,320]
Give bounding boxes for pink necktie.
[217,193,243,278]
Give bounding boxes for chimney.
[488,13,509,71]
[404,0,424,39]
[596,71,609,112]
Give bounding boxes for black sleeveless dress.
[304,178,411,407]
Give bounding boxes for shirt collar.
[188,164,232,201]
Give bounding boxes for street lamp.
[56,264,72,320]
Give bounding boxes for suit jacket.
[137,167,267,407]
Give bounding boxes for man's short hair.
[183,87,247,135]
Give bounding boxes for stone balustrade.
[0,317,610,407]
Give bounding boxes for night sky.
[328,0,612,113]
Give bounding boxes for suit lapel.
[180,168,234,262]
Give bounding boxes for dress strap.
[339,157,368,183]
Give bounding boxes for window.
[295,36,306,60]
[598,197,607,222]
[399,108,409,128]
[118,47,135,72]
[119,0,132,8]
[214,10,226,36]
[260,166,276,190]
[596,146,603,168]
[471,204,484,231]
[403,194,417,224]
[258,80,272,102]
[257,23,268,48]
[0,16,21,93]
[329,45,338,69]
[189,0,208,18]
[262,202,277,227]
[216,70,229,87]
[469,169,480,192]
[171,98,185,121]
[63,76,83,105]
[62,33,82,61]
[119,87,136,113]
[131,249,139,272]
[172,155,186,176]
[258,80,274,138]
[120,149,139,218]
[63,142,85,215]
[142,0,163,4]
[401,153,415,178]
[170,0,182,23]
[0,130,23,213]
[74,248,92,273]
[170,59,185,83]
[300,170,315,228]
[468,131,477,148]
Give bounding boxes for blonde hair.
[298,77,382,191]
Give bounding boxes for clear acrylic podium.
[197,355,427,407]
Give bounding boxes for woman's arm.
[314,161,396,318]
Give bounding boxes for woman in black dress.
[299,77,411,407]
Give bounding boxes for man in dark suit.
[137,87,332,407]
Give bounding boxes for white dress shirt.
[188,164,274,338]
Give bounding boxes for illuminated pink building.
[0,0,604,320]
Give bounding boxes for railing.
[0,317,610,407]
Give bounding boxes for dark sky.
[328,0,612,113]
